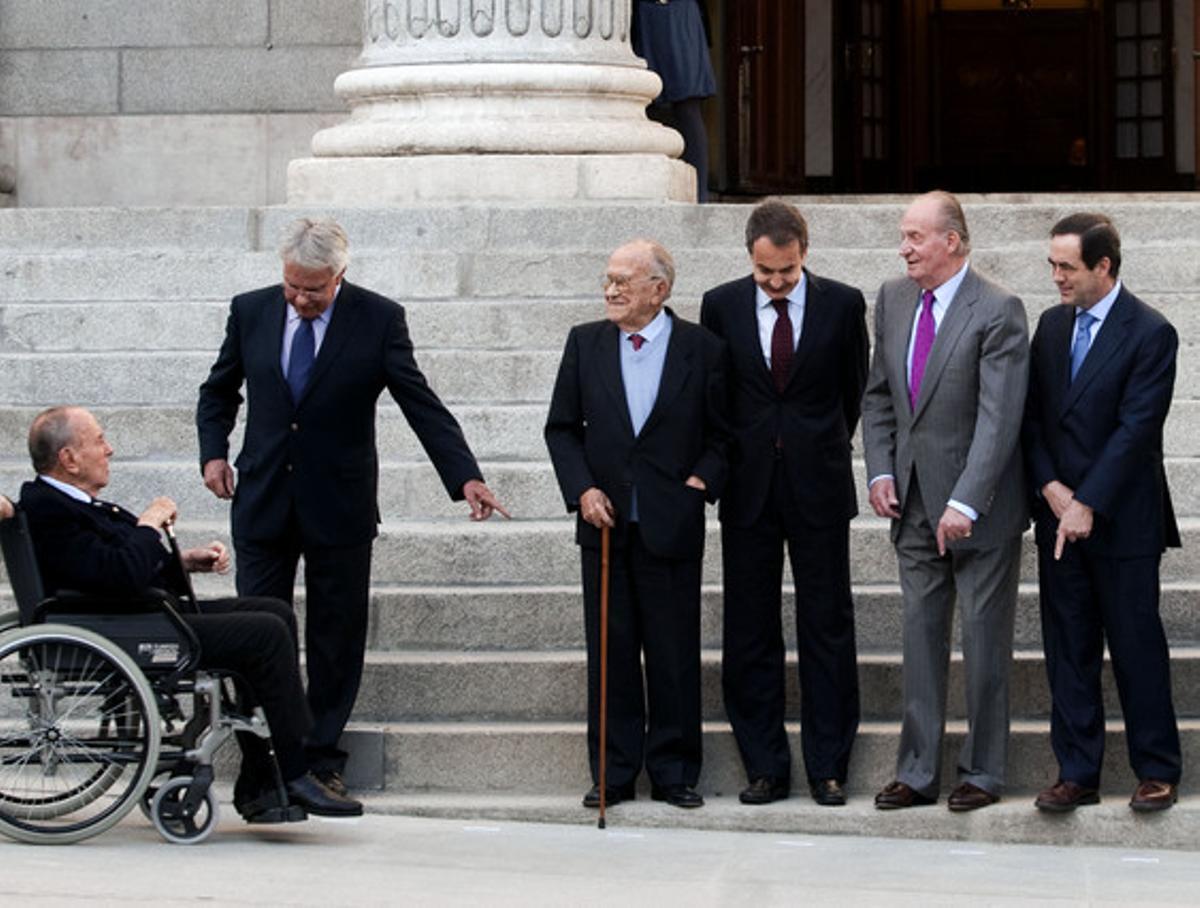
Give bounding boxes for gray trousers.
[893,480,1021,797]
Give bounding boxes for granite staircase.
[1,197,1198,847]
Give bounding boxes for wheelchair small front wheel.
[150,776,219,845]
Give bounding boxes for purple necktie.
[629,333,645,351]
[909,289,936,411]
[770,299,793,394]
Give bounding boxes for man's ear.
[57,445,78,476]
[1095,256,1113,278]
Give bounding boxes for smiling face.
[1048,232,1113,310]
[750,237,806,301]
[899,196,963,290]
[282,262,342,319]
[603,244,667,333]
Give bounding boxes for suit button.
[290,422,299,432]
[285,464,293,473]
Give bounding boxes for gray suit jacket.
[861,265,1030,547]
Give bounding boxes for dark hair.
[744,199,809,253]
[1050,212,1121,278]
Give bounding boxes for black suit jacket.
[544,310,730,560]
[196,280,482,548]
[18,478,187,598]
[700,271,869,528]
[1023,286,1180,557]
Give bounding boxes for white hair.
[279,217,350,274]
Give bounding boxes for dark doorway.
[834,0,900,192]
[722,1,806,193]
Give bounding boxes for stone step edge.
[355,646,1200,666]
[345,717,1200,735]
[356,792,1200,851]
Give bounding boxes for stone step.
[3,198,1197,254]
[341,717,1200,797]
[348,648,1200,724]
[357,582,1200,653]
[3,401,1200,465]
[4,346,1200,412]
[2,243,1197,308]
[6,517,1199,591]
[7,580,1200,655]
[347,519,1200,587]
[6,457,1200,524]
[361,791,1200,851]
[5,293,1200,354]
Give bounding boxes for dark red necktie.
[770,299,793,393]
[629,333,645,352]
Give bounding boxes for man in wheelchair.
[9,406,363,827]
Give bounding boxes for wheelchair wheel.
[150,776,219,845]
[0,624,161,844]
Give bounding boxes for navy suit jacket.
[544,310,730,560]
[196,280,482,548]
[700,271,868,528]
[18,478,186,598]
[1023,286,1180,557]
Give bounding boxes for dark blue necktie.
[287,317,316,403]
[1069,311,1096,383]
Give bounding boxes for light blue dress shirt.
[619,308,672,522]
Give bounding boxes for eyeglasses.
[602,274,661,292]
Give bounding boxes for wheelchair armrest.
[32,587,203,679]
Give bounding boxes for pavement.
[3,803,1200,906]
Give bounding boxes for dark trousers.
[234,522,373,774]
[189,596,312,787]
[1037,542,1181,788]
[581,523,702,789]
[721,460,860,786]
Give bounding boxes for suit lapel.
[267,292,288,391]
[734,278,775,390]
[785,271,824,391]
[639,313,691,438]
[297,280,363,405]
[596,322,635,438]
[1059,289,1133,416]
[911,269,978,422]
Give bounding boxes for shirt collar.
[624,307,669,344]
[756,271,808,311]
[37,474,92,503]
[286,281,341,324]
[1080,280,1121,323]
[928,260,970,306]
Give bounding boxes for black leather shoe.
[651,784,704,809]
[874,781,936,810]
[582,783,635,808]
[235,788,308,825]
[739,777,790,805]
[809,779,847,806]
[286,772,364,817]
[313,768,349,797]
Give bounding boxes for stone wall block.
[0,50,118,116]
[269,0,361,45]
[121,47,356,114]
[0,0,269,49]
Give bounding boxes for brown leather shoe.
[947,782,1000,812]
[1130,780,1177,812]
[874,781,936,810]
[1034,780,1099,813]
[809,779,847,807]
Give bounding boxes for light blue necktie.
[1069,311,1096,383]
[287,317,315,403]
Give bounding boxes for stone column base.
[287,154,696,204]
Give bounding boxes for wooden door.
[723,1,805,193]
[1106,0,1176,186]
[929,0,1101,191]
[835,0,898,191]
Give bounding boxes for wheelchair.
[0,508,281,845]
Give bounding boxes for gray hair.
[630,238,676,291]
[279,217,350,274]
[29,406,81,474]
[925,190,971,256]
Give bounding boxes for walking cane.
[597,523,611,830]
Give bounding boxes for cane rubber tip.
[598,817,606,829]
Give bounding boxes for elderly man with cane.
[545,239,730,813]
